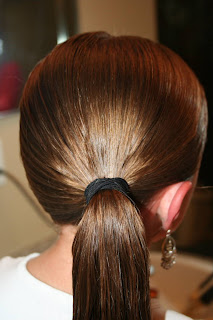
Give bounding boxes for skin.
[27,225,76,295]
[144,181,193,245]
[144,171,198,245]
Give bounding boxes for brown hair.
[19,32,207,319]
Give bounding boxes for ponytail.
[72,189,150,319]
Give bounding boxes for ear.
[157,181,192,230]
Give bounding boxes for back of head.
[19,32,207,319]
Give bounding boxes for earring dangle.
[161,229,177,270]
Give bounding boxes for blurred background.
[0,0,212,259]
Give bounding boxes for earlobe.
[158,181,193,230]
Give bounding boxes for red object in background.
[150,288,159,299]
[0,62,22,112]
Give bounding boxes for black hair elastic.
[84,177,136,206]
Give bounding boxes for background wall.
[0,0,157,258]
[0,113,56,257]
[77,0,157,39]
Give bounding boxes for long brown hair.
[19,32,207,319]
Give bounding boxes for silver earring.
[161,229,177,270]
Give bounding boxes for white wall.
[0,0,157,258]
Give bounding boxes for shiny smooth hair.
[19,32,207,319]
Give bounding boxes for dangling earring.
[161,229,177,270]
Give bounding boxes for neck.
[27,224,78,295]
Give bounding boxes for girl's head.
[19,32,207,319]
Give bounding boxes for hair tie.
[84,177,136,206]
